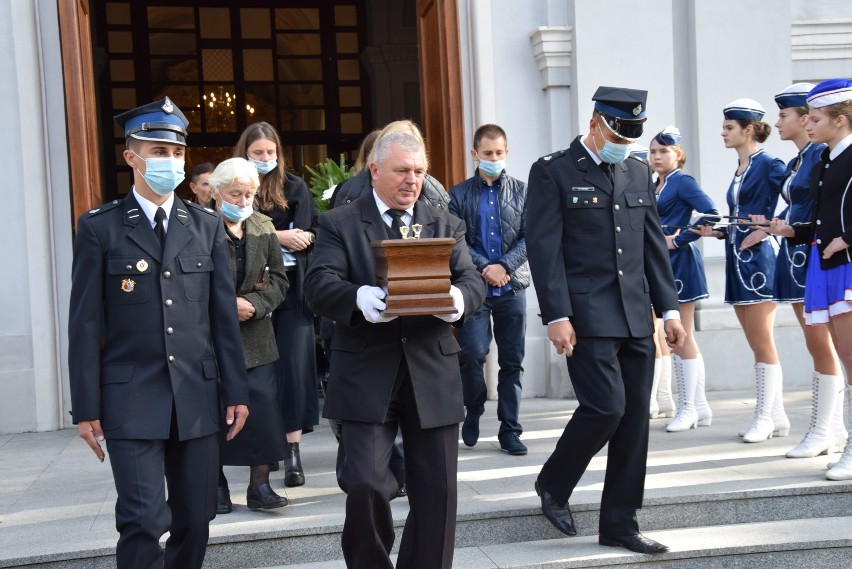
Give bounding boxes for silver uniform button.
[125,264,132,271]
[638,198,643,203]
[614,204,620,211]
[817,239,822,244]
[165,299,173,306]
[615,227,622,233]
[618,270,624,276]
[816,219,821,225]
[617,248,623,255]
[166,327,174,335]
[401,338,407,343]
[163,271,171,278]
[197,262,202,268]
[168,355,175,363]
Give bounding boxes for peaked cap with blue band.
[774,83,815,109]
[592,86,648,140]
[114,97,190,146]
[723,98,765,121]
[807,78,852,109]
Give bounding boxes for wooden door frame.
[417,0,465,188]
[58,0,102,226]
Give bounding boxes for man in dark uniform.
[68,97,249,569]
[526,86,686,554]
[305,130,486,569]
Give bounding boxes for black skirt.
[219,363,287,466]
[273,300,319,433]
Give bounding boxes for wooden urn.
[369,237,456,316]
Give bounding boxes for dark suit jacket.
[304,196,486,429]
[227,211,288,369]
[68,194,249,441]
[526,136,678,338]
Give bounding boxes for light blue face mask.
[219,200,253,222]
[133,151,185,196]
[477,157,505,178]
[594,123,632,164]
[249,158,277,175]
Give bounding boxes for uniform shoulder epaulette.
[538,150,566,165]
[85,199,122,217]
[185,200,219,216]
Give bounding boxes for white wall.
[0,0,72,433]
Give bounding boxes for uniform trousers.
[106,412,218,569]
[337,360,458,569]
[537,335,654,536]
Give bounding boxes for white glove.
[356,286,397,324]
[436,285,464,323]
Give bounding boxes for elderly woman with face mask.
[209,158,290,513]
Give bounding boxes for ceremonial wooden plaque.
[370,237,457,316]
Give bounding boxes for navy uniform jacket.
[526,136,678,338]
[68,193,249,441]
[304,197,486,429]
[792,142,852,269]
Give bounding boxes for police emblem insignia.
[136,259,149,272]
[543,155,552,161]
[633,104,642,116]
[572,196,579,203]
[593,197,598,203]
[121,279,136,293]
[162,97,174,113]
[88,208,100,214]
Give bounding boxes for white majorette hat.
[723,99,766,121]
[775,83,816,109]
[806,78,852,109]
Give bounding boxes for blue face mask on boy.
[477,156,505,177]
[133,151,186,195]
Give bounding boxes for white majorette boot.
[831,378,848,449]
[786,372,842,458]
[743,363,782,443]
[649,357,661,419]
[826,385,852,481]
[771,365,791,438]
[657,354,676,418]
[694,353,712,426]
[667,355,700,432]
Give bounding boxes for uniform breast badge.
[121,279,136,293]
[136,259,149,272]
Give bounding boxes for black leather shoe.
[499,432,528,455]
[534,480,576,536]
[217,487,232,514]
[396,483,407,498]
[462,408,484,447]
[284,443,306,487]
[599,533,669,554]
[246,483,289,510]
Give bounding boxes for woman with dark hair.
[648,126,718,432]
[234,122,318,487]
[693,98,787,443]
[208,157,289,512]
[752,84,843,459]
[761,78,852,479]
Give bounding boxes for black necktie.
[154,207,167,249]
[386,209,407,239]
[601,162,614,184]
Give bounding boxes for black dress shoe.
[246,483,289,510]
[396,483,407,498]
[217,487,232,514]
[599,533,669,554]
[534,480,576,536]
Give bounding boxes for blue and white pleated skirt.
[804,244,852,324]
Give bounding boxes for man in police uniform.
[68,98,249,569]
[526,86,686,554]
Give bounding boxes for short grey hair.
[371,132,426,167]
[208,157,260,195]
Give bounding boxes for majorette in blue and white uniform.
[654,129,719,303]
[721,99,786,304]
[773,84,826,302]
